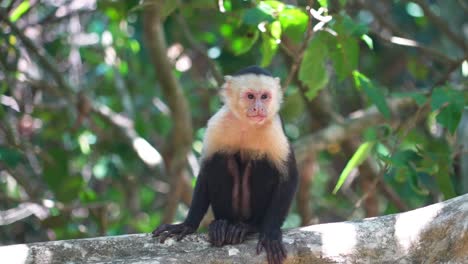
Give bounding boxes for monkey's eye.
[247,94,255,99]
[261,94,269,100]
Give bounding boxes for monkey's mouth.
[247,115,266,123]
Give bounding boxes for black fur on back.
[232,65,272,77]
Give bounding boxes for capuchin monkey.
[152,66,298,264]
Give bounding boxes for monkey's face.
[222,75,282,125]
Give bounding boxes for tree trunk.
[2,194,467,263]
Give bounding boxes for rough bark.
[2,194,467,264]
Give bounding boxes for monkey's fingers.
[176,226,194,241]
[264,240,287,264]
[152,224,171,237]
[208,220,227,247]
[256,239,265,254]
[226,224,236,244]
[159,231,173,243]
[231,224,245,244]
[238,226,249,243]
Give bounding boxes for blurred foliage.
[0,0,466,245]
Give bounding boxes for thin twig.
[174,12,224,86]
[0,10,75,102]
[282,2,316,91]
[403,0,467,52]
[357,0,458,65]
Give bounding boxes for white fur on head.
[221,74,283,124]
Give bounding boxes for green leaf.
[280,88,305,121]
[431,88,451,110]
[333,141,376,194]
[435,160,456,198]
[231,30,259,55]
[243,4,275,26]
[262,1,285,11]
[43,148,69,196]
[10,1,30,22]
[0,147,23,167]
[318,0,328,8]
[299,34,329,101]
[279,8,308,43]
[431,88,465,133]
[330,37,359,80]
[260,21,281,67]
[390,150,422,167]
[393,92,427,106]
[334,15,368,37]
[424,140,456,198]
[55,177,84,203]
[361,34,373,50]
[161,0,179,19]
[353,71,391,119]
[436,104,463,134]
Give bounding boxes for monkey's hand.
[256,231,287,264]
[151,223,195,243]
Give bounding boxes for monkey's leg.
[225,222,256,245]
[208,219,228,247]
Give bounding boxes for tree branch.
[143,1,194,224]
[2,194,467,263]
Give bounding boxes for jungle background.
[0,0,466,245]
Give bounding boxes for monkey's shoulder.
[201,108,290,171]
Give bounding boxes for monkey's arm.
[152,165,210,242]
[257,152,299,264]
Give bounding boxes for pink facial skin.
[243,90,272,123]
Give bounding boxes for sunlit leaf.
[260,21,281,67]
[279,8,308,43]
[361,34,373,50]
[318,0,328,8]
[231,31,259,55]
[263,0,285,11]
[10,1,30,22]
[333,141,376,194]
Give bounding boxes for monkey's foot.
[257,235,287,264]
[151,223,195,243]
[208,219,228,247]
[225,222,253,245]
[209,220,255,246]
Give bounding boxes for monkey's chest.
[204,152,279,224]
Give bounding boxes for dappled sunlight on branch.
[394,202,443,253]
